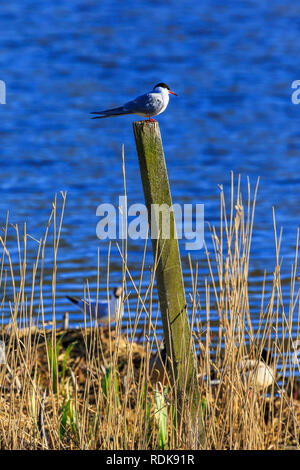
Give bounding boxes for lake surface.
[1,1,300,366]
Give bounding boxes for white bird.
[203,348,276,392]
[91,83,177,122]
[66,286,123,324]
[238,348,276,391]
[148,343,276,392]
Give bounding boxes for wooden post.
[133,120,205,446]
[63,312,69,330]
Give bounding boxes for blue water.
[1,0,300,355]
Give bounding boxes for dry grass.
[0,174,299,449]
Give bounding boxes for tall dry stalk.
[0,173,298,449]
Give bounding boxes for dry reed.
[0,173,299,450]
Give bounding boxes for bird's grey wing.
[76,299,98,316]
[91,92,164,118]
[124,92,164,115]
[95,301,111,322]
[82,299,111,321]
[67,295,121,325]
[85,300,117,324]
[67,295,110,321]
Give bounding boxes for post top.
[133,120,159,127]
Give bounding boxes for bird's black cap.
[261,348,273,365]
[113,286,122,298]
[154,83,171,90]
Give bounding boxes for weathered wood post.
[63,312,69,330]
[133,120,205,446]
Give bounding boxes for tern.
[91,83,177,122]
[66,286,123,325]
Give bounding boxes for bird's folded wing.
[125,93,164,114]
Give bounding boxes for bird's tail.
[66,295,80,306]
[91,106,131,119]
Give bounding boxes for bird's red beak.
[168,90,177,96]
